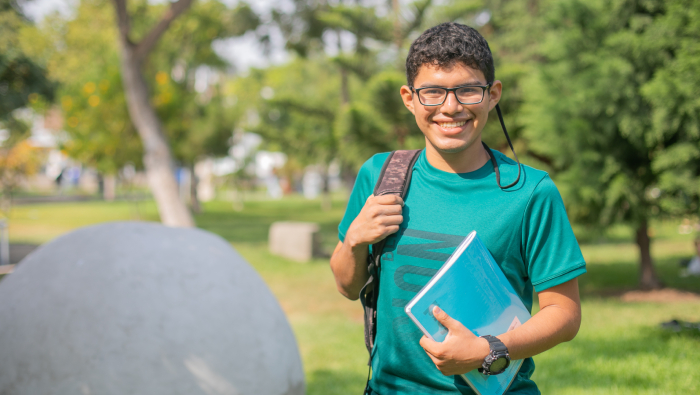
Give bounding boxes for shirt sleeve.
[338,153,389,242]
[521,175,587,292]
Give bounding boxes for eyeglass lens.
[418,87,485,105]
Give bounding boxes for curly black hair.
[406,22,494,86]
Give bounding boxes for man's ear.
[400,85,416,115]
[487,80,503,111]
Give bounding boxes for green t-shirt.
[338,149,586,395]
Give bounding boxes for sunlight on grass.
[8,200,160,244]
[535,300,700,394]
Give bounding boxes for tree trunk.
[189,162,201,214]
[321,164,331,212]
[340,68,350,105]
[116,43,194,227]
[103,174,116,201]
[635,219,663,290]
[341,164,356,195]
[392,0,401,48]
[336,30,350,106]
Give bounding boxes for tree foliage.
[520,0,700,288]
[30,0,255,175]
[0,0,54,133]
[28,0,142,175]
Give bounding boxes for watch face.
[490,357,508,373]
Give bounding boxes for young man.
[330,23,586,394]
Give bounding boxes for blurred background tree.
[25,0,142,200]
[0,0,54,212]
[107,0,258,226]
[25,0,254,213]
[520,0,700,289]
[149,0,253,213]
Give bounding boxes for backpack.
[358,149,422,364]
[358,105,521,367]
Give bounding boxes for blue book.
[404,231,531,395]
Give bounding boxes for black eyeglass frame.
[410,84,492,106]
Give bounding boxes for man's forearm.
[496,280,581,360]
[330,240,370,300]
[497,301,580,360]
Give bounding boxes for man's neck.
[424,139,490,174]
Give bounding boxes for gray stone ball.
[0,222,304,395]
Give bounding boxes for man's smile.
[433,118,472,135]
[437,120,466,128]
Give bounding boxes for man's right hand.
[344,194,404,248]
[330,194,404,300]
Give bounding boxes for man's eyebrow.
[417,81,486,88]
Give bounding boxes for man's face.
[400,63,502,155]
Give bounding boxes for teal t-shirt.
[338,149,586,395]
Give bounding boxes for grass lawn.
[4,197,700,394]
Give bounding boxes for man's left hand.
[419,306,491,376]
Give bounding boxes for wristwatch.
[478,335,511,375]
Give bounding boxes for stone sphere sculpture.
[0,222,304,395]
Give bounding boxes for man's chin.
[426,138,477,155]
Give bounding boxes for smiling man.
[330,23,587,394]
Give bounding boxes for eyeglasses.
[410,84,491,106]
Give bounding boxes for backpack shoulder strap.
[359,149,422,364]
[373,149,423,197]
[370,149,422,260]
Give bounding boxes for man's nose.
[440,91,462,114]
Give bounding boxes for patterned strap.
[373,149,423,197]
[361,148,422,365]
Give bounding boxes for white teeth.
[438,121,466,128]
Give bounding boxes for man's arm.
[330,194,404,300]
[419,278,581,375]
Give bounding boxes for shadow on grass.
[579,256,700,296]
[306,369,367,395]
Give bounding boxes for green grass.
[4,197,700,394]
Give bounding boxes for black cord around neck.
[483,104,521,189]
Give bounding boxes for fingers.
[419,335,438,354]
[421,335,463,377]
[420,336,451,375]
[371,194,404,207]
[432,306,461,332]
[371,204,403,217]
[348,194,405,246]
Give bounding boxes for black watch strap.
[479,335,510,375]
[482,335,508,352]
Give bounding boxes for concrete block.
[0,222,304,395]
[269,222,321,262]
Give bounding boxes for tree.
[149,0,254,211]
[0,139,44,212]
[242,58,340,209]
[31,0,252,208]
[0,0,54,211]
[110,0,257,226]
[28,0,143,187]
[521,0,700,289]
[110,0,196,226]
[266,1,439,178]
[0,0,54,122]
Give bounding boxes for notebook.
[404,231,531,395]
